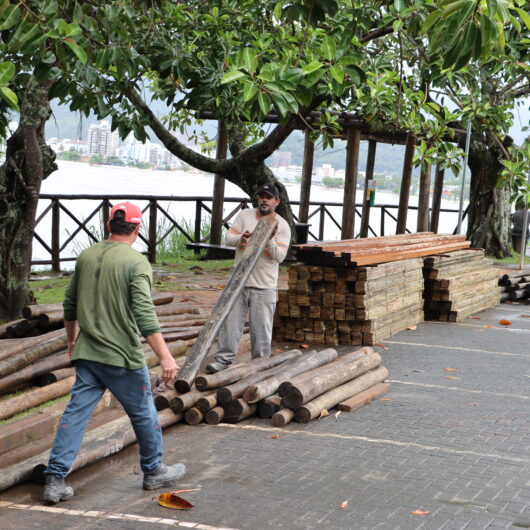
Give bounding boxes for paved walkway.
[0,302,529,529]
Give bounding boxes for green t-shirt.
[63,241,160,370]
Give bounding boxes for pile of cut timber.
[157,347,389,428]
[295,233,471,267]
[499,271,530,303]
[423,249,500,321]
[274,258,424,346]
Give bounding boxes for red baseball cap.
[109,202,143,224]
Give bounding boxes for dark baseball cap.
[257,183,280,198]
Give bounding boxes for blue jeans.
[46,359,163,477]
[215,287,276,363]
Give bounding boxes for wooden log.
[38,311,64,327]
[243,348,338,403]
[155,303,202,317]
[169,389,210,413]
[294,366,389,423]
[259,395,282,418]
[205,406,225,425]
[157,312,205,323]
[216,353,302,405]
[159,319,207,328]
[195,348,302,391]
[195,393,218,413]
[278,347,373,396]
[0,375,75,421]
[0,328,64,360]
[175,214,278,393]
[0,333,67,378]
[35,367,75,387]
[0,351,71,395]
[154,390,177,411]
[338,382,390,411]
[0,318,25,339]
[22,303,63,320]
[282,351,381,409]
[184,407,204,425]
[224,399,257,423]
[152,292,175,306]
[271,408,294,427]
[1,408,182,493]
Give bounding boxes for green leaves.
[0,4,20,30]
[0,61,17,110]
[64,38,88,65]
[321,36,337,61]
[220,70,247,84]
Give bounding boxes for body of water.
[34,160,467,264]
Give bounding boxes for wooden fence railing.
[33,194,463,270]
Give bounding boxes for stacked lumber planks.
[274,257,424,346]
[295,232,471,267]
[159,347,389,428]
[423,249,501,321]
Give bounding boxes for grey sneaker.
[43,474,74,504]
[143,463,186,490]
[206,360,230,373]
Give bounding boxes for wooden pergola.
[199,110,466,245]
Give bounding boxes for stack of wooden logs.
[0,304,65,339]
[274,258,424,346]
[498,271,530,303]
[0,295,216,493]
[153,346,389,428]
[423,249,500,321]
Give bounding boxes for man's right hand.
[239,230,252,249]
[160,355,179,385]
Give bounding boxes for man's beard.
[259,205,274,215]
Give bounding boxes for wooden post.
[174,215,279,393]
[299,129,314,224]
[430,164,445,233]
[319,205,325,241]
[194,200,202,256]
[396,134,416,234]
[210,121,228,253]
[148,200,157,264]
[102,199,110,240]
[341,127,361,239]
[360,140,377,238]
[417,163,432,232]
[51,199,60,272]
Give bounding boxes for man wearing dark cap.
[43,202,186,504]
[207,183,291,373]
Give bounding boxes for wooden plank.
[338,382,390,411]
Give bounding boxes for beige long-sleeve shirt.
[224,208,290,289]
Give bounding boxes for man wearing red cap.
[207,183,291,373]
[43,202,185,504]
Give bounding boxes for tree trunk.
[466,133,512,258]
[0,78,57,320]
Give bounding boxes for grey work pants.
[215,287,276,364]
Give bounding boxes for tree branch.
[124,87,237,175]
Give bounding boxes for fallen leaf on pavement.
[268,435,282,439]
[499,319,512,326]
[468,402,478,406]
[407,325,417,330]
[410,509,430,515]
[335,411,342,419]
[380,398,392,402]
[444,367,458,372]
[156,492,195,510]
[319,409,329,419]
[465,316,481,320]
[486,325,495,328]
[375,343,389,350]
[340,501,348,509]
[299,343,310,349]
[444,375,461,380]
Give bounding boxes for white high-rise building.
[88,120,118,157]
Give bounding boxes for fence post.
[319,206,325,241]
[380,206,385,237]
[51,199,60,272]
[102,199,110,240]
[148,200,157,264]
[194,200,202,256]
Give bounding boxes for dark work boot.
[143,463,186,490]
[206,360,230,374]
[43,474,74,504]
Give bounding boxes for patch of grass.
[29,272,71,305]
[488,249,530,265]
[0,392,71,424]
